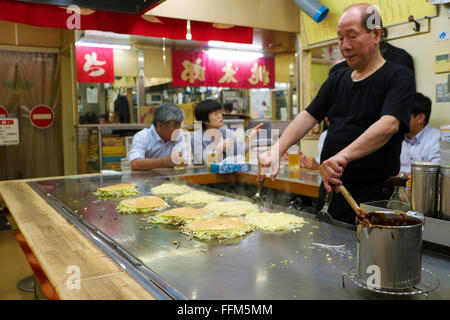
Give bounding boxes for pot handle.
[406,210,424,220]
[406,210,425,230]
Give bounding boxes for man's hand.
[163,154,175,167]
[299,152,308,166]
[257,147,280,181]
[319,153,348,192]
[169,149,184,166]
[131,154,174,171]
[299,152,320,170]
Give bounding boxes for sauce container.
[357,211,423,289]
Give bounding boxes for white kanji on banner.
[83,52,106,77]
[76,46,114,83]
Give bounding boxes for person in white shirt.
[191,100,262,164]
[299,117,329,170]
[128,103,187,171]
[400,92,440,174]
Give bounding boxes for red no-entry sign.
[0,106,8,118]
[30,105,54,129]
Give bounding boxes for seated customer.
[299,117,330,170]
[128,103,186,171]
[223,102,239,114]
[98,114,108,125]
[400,92,440,173]
[191,100,262,164]
[108,111,120,124]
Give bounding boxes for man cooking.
[258,3,415,224]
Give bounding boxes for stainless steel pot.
[411,162,440,218]
[357,211,423,290]
[440,165,450,221]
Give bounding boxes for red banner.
[0,0,253,43]
[76,46,114,83]
[172,49,275,89]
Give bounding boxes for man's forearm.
[273,111,318,156]
[131,157,172,171]
[338,115,400,163]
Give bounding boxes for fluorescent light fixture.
[207,40,262,52]
[186,20,192,40]
[75,41,131,50]
[83,30,131,40]
[205,48,263,61]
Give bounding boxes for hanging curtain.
[0,50,63,180]
[0,51,20,179]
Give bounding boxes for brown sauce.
[356,210,421,228]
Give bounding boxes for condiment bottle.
[387,176,411,211]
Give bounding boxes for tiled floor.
[0,228,35,300]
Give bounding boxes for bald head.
[337,3,384,71]
[340,3,382,33]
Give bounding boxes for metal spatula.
[315,188,334,224]
[253,167,271,203]
[253,177,265,202]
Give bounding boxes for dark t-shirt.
[306,61,415,223]
[329,42,415,76]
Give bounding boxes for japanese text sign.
[0,118,19,146]
[76,46,115,83]
[172,49,274,89]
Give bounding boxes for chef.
[258,3,415,224]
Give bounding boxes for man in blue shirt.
[128,103,187,171]
[400,92,440,173]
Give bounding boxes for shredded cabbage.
[151,183,194,197]
[244,212,306,231]
[182,225,253,240]
[148,215,193,225]
[204,201,260,216]
[94,186,141,199]
[116,202,168,215]
[173,191,222,205]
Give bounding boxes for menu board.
[302,0,437,45]
[0,118,19,146]
[250,89,272,119]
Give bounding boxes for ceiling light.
[186,20,192,40]
[75,42,131,50]
[207,41,262,52]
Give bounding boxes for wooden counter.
[0,175,155,300]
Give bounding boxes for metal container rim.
[411,162,440,171]
[357,211,424,229]
[411,161,440,167]
[411,167,440,173]
[440,165,450,175]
